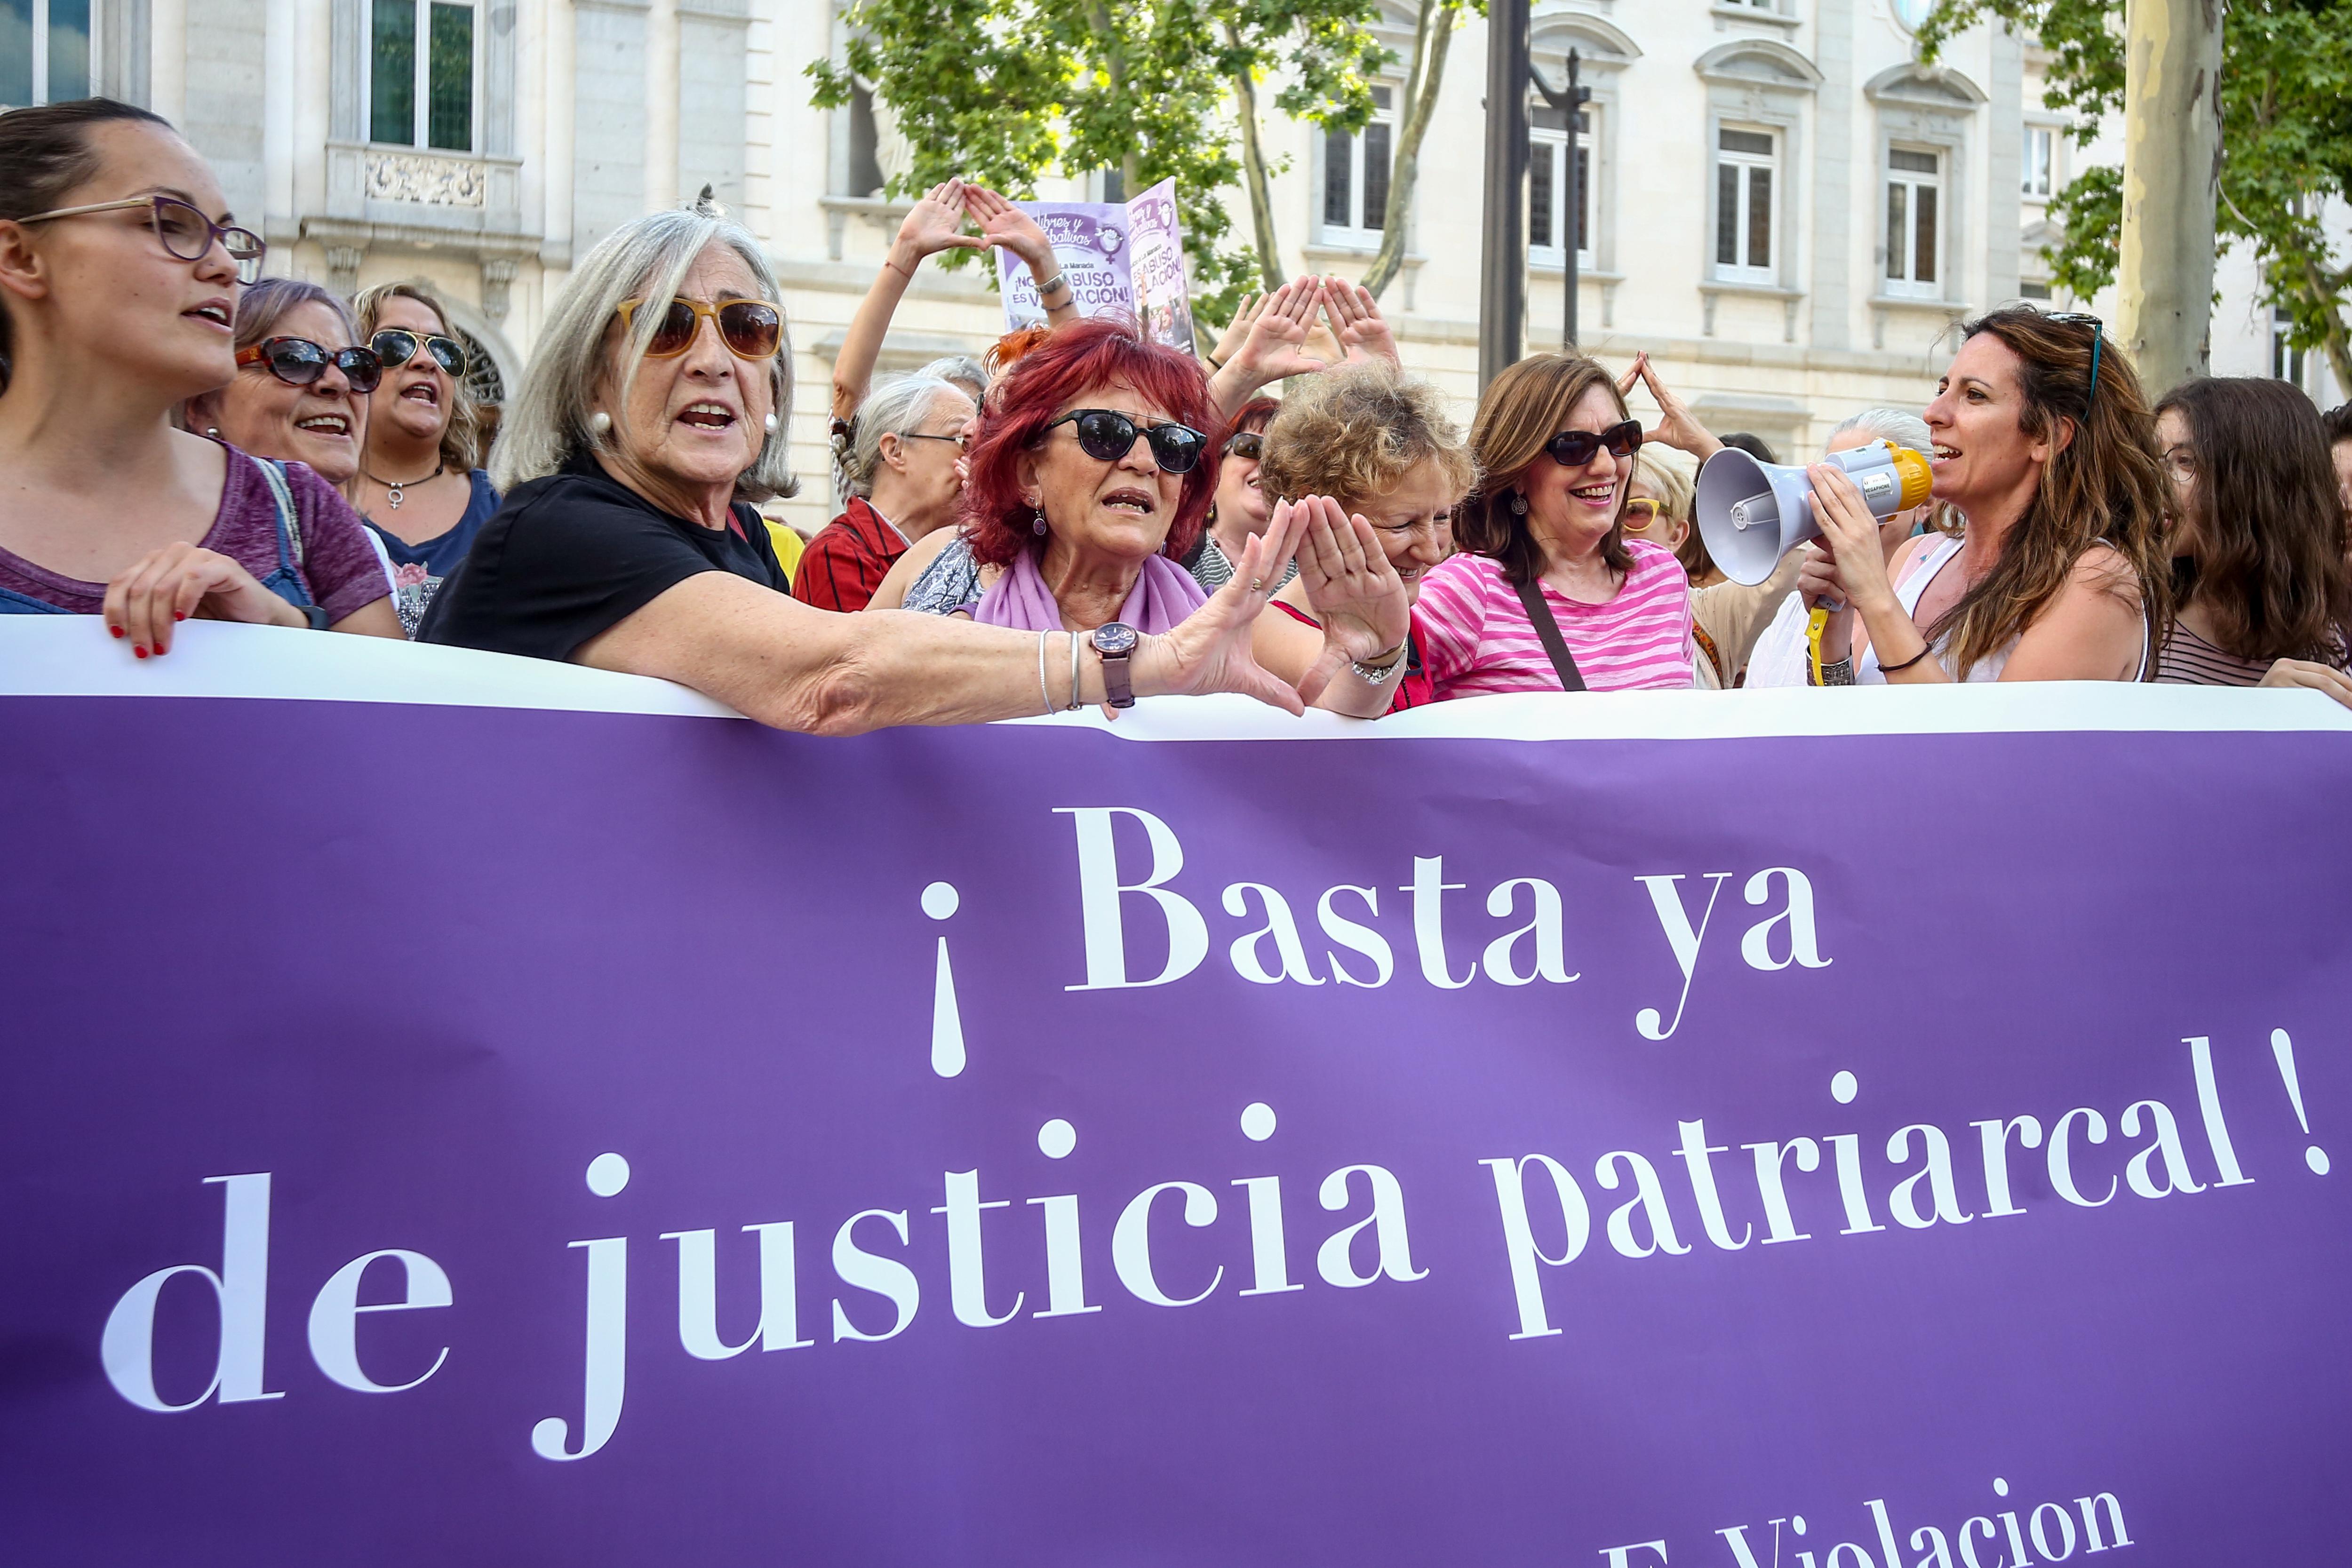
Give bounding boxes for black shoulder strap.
[1512,575,1587,692]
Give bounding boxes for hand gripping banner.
[2,620,2347,1565]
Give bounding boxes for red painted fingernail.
[109,624,124,638]
[132,645,148,659]
[174,612,186,622]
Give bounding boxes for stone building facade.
[9,0,2334,532]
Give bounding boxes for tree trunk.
[2298,260,2352,394]
[1363,0,1453,300]
[1225,21,1287,291]
[2114,0,2223,394]
[1087,0,1142,197]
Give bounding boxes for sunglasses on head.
[616,297,782,361]
[1045,409,1208,475]
[237,336,383,393]
[1544,419,1643,468]
[2046,311,2104,406]
[1224,430,1264,462]
[16,194,267,283]
[370,328,468,378]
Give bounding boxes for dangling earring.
[589,410,612,436]
[1508,491,1528,516]
[1031,508,1049,537]
[763,413,778,433]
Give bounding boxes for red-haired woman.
[885,318,1411,714]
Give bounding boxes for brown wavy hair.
[352,279,483,472]
[2156,376,2352,662]
[1256,361,1477,511]
[1929,308,2171,678]
[1459,353,1632,586]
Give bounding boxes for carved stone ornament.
[364,153,487,208]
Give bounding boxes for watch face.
[1092,622,1140,656]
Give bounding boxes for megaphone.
[1694,439,1932,585]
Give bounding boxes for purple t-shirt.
[0,447,391,623]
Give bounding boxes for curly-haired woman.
[1252,361,1474,711]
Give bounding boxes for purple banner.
[2,626,2348,1565]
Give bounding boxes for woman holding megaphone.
[1796,307,2169,684]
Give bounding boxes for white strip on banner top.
[3,617,2348,740]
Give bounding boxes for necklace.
[365,461,445,510]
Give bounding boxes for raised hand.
[1208,291,1265,368]
[1323,275,1400,366]
[892,180,985,264]
[1228,277,1331,386]
[962,184,1055,278]
[1619,350,1721,460]
[1133,503,1314,715]
[1291,495,1409,662]
[103,542,304,655]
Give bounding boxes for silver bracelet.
[1065,630,1084,710]
[1815,657,1856,687]
[1350,639,1410,686]
[1038,630,1054,716]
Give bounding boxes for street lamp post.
[1477,0,1531,390]
[1533,48,1590,351]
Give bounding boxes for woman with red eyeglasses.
[0,100,400,647]
[1416,353,1696,697]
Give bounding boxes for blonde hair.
[1630,447,1693,523]
[1256,361,1477,511]
[352,279,484,473]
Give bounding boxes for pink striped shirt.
[1414,541,1696,698]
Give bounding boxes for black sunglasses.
[1544,419,1643,468]
[1045,409,1208,475]
[371,328,469,378]
[2046,311,2104,406]
[236,336,383,393]
[1223,430,1264,462]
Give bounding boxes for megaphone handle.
[1807,605,1830,686]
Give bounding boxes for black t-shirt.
[419,449,787,661]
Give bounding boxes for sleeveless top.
[1858,534,2150,683]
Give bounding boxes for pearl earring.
[589,411,612,435]
[763,413,778,433]
[204,427,221,439]
[1508,491,1528,516]
[1031,508,1048,536]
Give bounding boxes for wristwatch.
[1090,622,1140,708]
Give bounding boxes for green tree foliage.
[1922,0,2352,387]
[808,0,1389,322]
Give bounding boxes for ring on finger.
[1248,577,1264,595]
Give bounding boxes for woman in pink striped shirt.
[1416,354,1695,697]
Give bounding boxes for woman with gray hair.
[1745,407,1940,687]
[795,372,974,611]
[419,203,1316,730]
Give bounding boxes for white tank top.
[1857,534,2148,682]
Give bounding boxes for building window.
[2019,280,2052,300]
[845,82,885,197]
[1884,145,1940,297]
[2023,125,2055,199]
[370,0,476,152]
[1714,125,1776,282]
[1321,85,1394,244]
[1529,104,1592,266]
[1,0,92,107]
[2273,306,2306,385]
